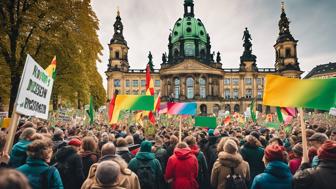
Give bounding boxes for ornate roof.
[305,62,336,78]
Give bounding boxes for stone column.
[194,74,200,99]
[181,76,186,100]
[253,75,257,98]
[219,76,224,98]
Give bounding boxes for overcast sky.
[91,0,336,89]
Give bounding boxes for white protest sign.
[15,55,54,120]
[330,108,336,116]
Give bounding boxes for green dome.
[170,16,208,44]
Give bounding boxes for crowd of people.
[0,113,335,189]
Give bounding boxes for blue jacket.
[9,139,31,168]
[17,157,64,189]
[251,161,292,189]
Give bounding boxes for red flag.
[108,91,118,123]
[223,116,231,126]
[146,64,151,89]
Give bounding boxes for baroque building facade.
[106,1,302,115]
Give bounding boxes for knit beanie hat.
[318,140,336,160]
[208,129,214,136]
[224,139,238,154]
[68,138,82,147]
[140,140,152,152]
[264,144,286,162]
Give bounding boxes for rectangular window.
[224,78,230,85]
[125,80,130,87]
[257,89,263,99]
[224,89,230,99]
[233,89,239,99]
[246,89,252,98]
[245,78,252,85]
[126,90,130,95]
[114,79,120,87]
[141,90,146,95]
[133,90,138,95]
[257,78,263,85]
[141,80,146,87]
[232,78,239,86]
[155,80,160,87]
[132,80,138,87]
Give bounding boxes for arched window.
[213,104,220,115]
[115,51,120,59]
[234,104,240,112]
[199,78,206,99]
[174,49,179,57]
[174,78,180,99]
[186,77,194,99]
[200,49,205,59]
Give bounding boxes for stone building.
[305,62,336,79]
[106,1,302,115]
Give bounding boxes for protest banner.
[5,54,55,153]
[15,55,54,119]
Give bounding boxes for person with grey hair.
[9,127,36,168]
[91,161,125,189]
[81,142,140,189]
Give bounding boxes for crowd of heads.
[0,112,334,189]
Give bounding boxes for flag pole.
[179,115,182,142]
[299,108,309,163]
[4,103,21,154]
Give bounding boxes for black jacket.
[293,160,336,189]
[55,146,85,189]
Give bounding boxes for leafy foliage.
[0,0,105,114]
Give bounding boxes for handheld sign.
[16,55,54,119]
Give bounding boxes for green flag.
[250,100,257,123]
[194,116,217,129]
[88,96,94,125]
[276,107,284,123]
[264,122,280,129]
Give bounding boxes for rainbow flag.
[110,95,154,124]
[263,75,336,110]
[167,102,197,115]
[159,103,168,114]
[45,56,56,79]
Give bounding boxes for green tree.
[0,0,105,115]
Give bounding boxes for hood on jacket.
[190,145,200,155]
[217,151,243,168]
[140,140,152,152]
[208,136,218,145]
[264,161,292,178]
[135,152,155,161]
[174,148,193,160]
[55,146,77,162]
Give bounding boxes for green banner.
[194,116,217,129]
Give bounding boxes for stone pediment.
[160,59,223,75]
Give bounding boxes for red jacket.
[165,147,199,189]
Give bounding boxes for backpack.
[136,160,156,189]
[225,167,247,189]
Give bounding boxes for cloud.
[92,0,336,89]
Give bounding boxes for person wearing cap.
[293,140,336,189]
[211,139,250,189]
[128,140,163,189]
[251,144,292,189]
[308,133,328,167]
[289,143,303,174]
[54,138,85,189]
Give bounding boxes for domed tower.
[274,2,302,78]
[108,8,129,72]
[163,0,218,67]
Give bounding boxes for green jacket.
[9,139,31,168]
[128,152,163,188]
[17,157,64,189]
